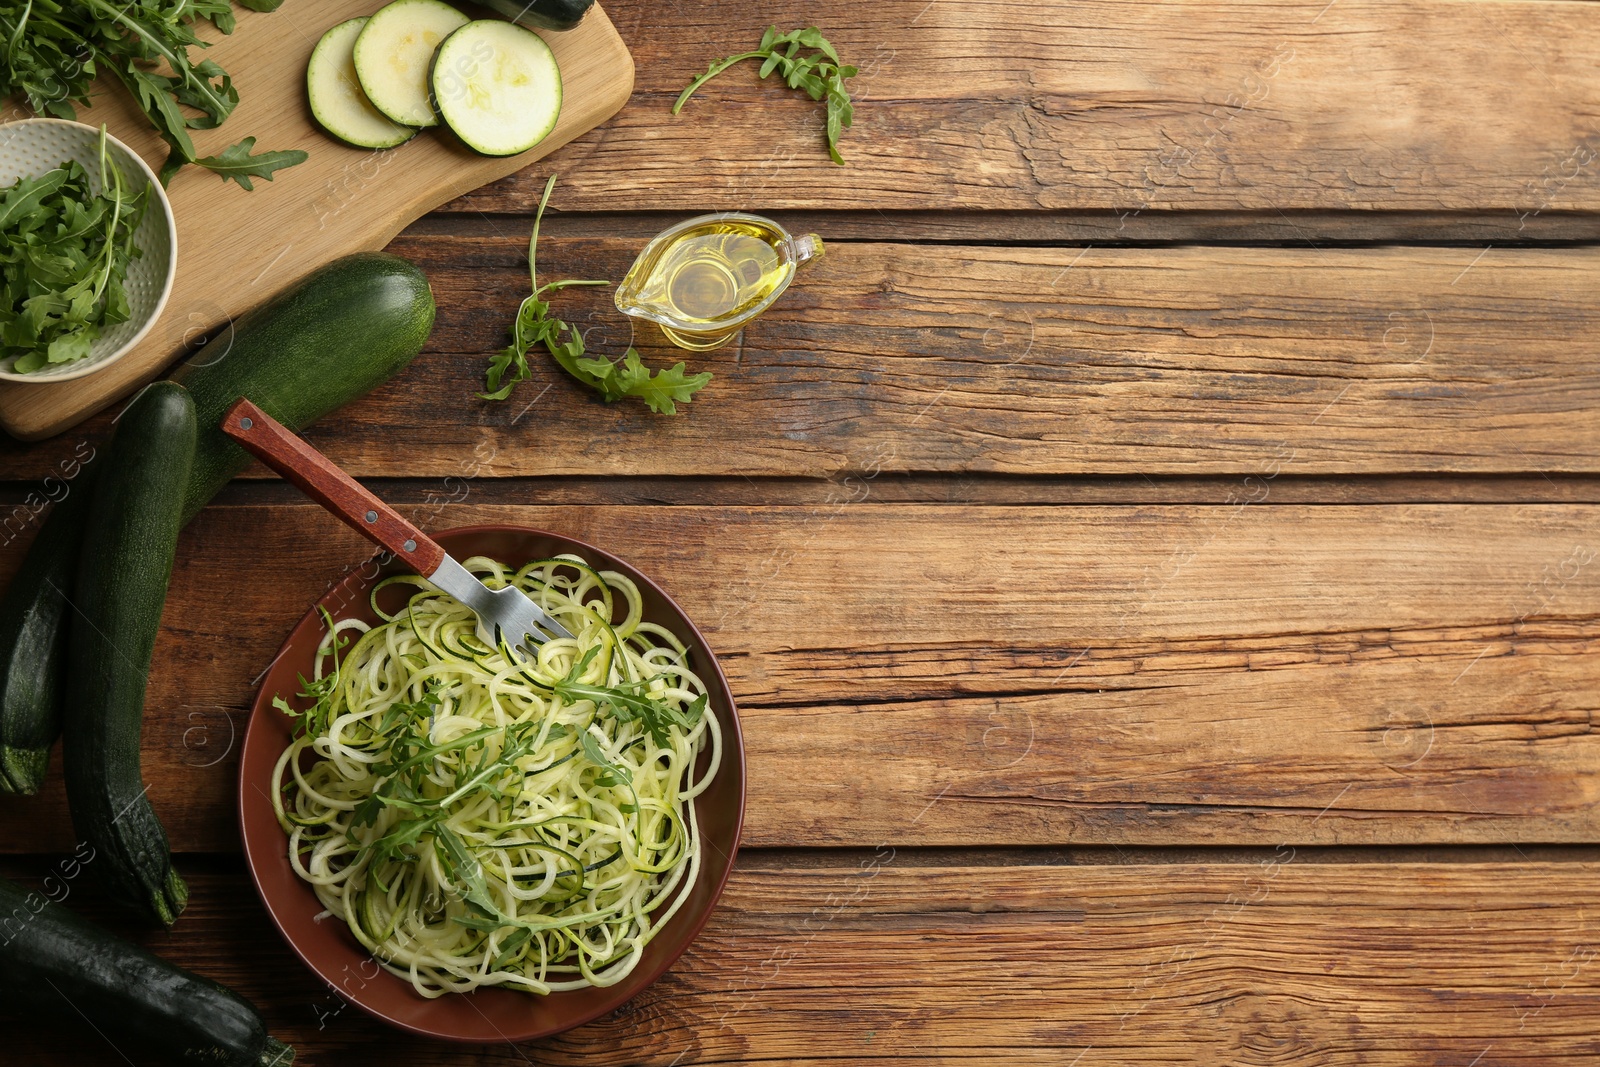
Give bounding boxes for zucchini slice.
[308,17,418,149]
[432,20,562,156]
[353,0,470,128]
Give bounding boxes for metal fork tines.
[427,555,575,657]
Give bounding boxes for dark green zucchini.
[479,0,593,31]
[0,477,92,792]
[0,252,435,795]
[64,382,197,927]
[0,875,294,1065]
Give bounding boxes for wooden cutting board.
[0,1,633,441]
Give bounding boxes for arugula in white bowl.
[0,128,147,373]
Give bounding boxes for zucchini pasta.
[271,554,720,997]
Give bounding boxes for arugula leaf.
[433,825,507,920]
[44,327,92,365]
[622,359,713,415]
[491,927,534,969]
[194,137,309,191]
[674,26,859,164]
[480,175,713,412]
[349,712,546,873]
[568,351,713,415]
[579,730,632,788]
[394,729,561,930]
[0,168,70,232]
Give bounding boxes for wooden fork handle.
[220,397,446,576]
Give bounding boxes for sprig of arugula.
[674,26,858,165]
[481,175,712,414]
[553,647,708,750]
[0,0,307,188]
[270,608,350,739]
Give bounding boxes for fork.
[220,397,574,660]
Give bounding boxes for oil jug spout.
[610,273,657,320]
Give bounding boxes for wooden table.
[6,0,1600,1061]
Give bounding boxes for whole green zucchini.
[0,477,92,792]
[479,0,594,31]
[0,874,294,1065]
[0,252,435,794]
[64,382,196,926]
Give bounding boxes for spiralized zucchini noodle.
[271,554,720,997]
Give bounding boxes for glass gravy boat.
[614,212,823,351]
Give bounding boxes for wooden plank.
[459,0,1600,215]
[499,208,1600,245]
[9,241,1600,476]
[2,502,1598,852]
[15,469,1600,515]
[4,858,1598,1065]
[175,471,1600,506]
[392,241,1600,477]
[344,240,1600,479]
[0,2,635,442]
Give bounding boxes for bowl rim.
[0,117,178,384]
[236,524,746,1042]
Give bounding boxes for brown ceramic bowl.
[238,526,745,1042]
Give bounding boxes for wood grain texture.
[4,858,1598,1065]
[462,0,1600,218]
[0,0,634,441]
[11,239,1600,479]
[2,501,1597,853]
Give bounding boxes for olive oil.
[615,213,823,351]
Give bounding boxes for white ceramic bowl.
[0,118,177,383]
